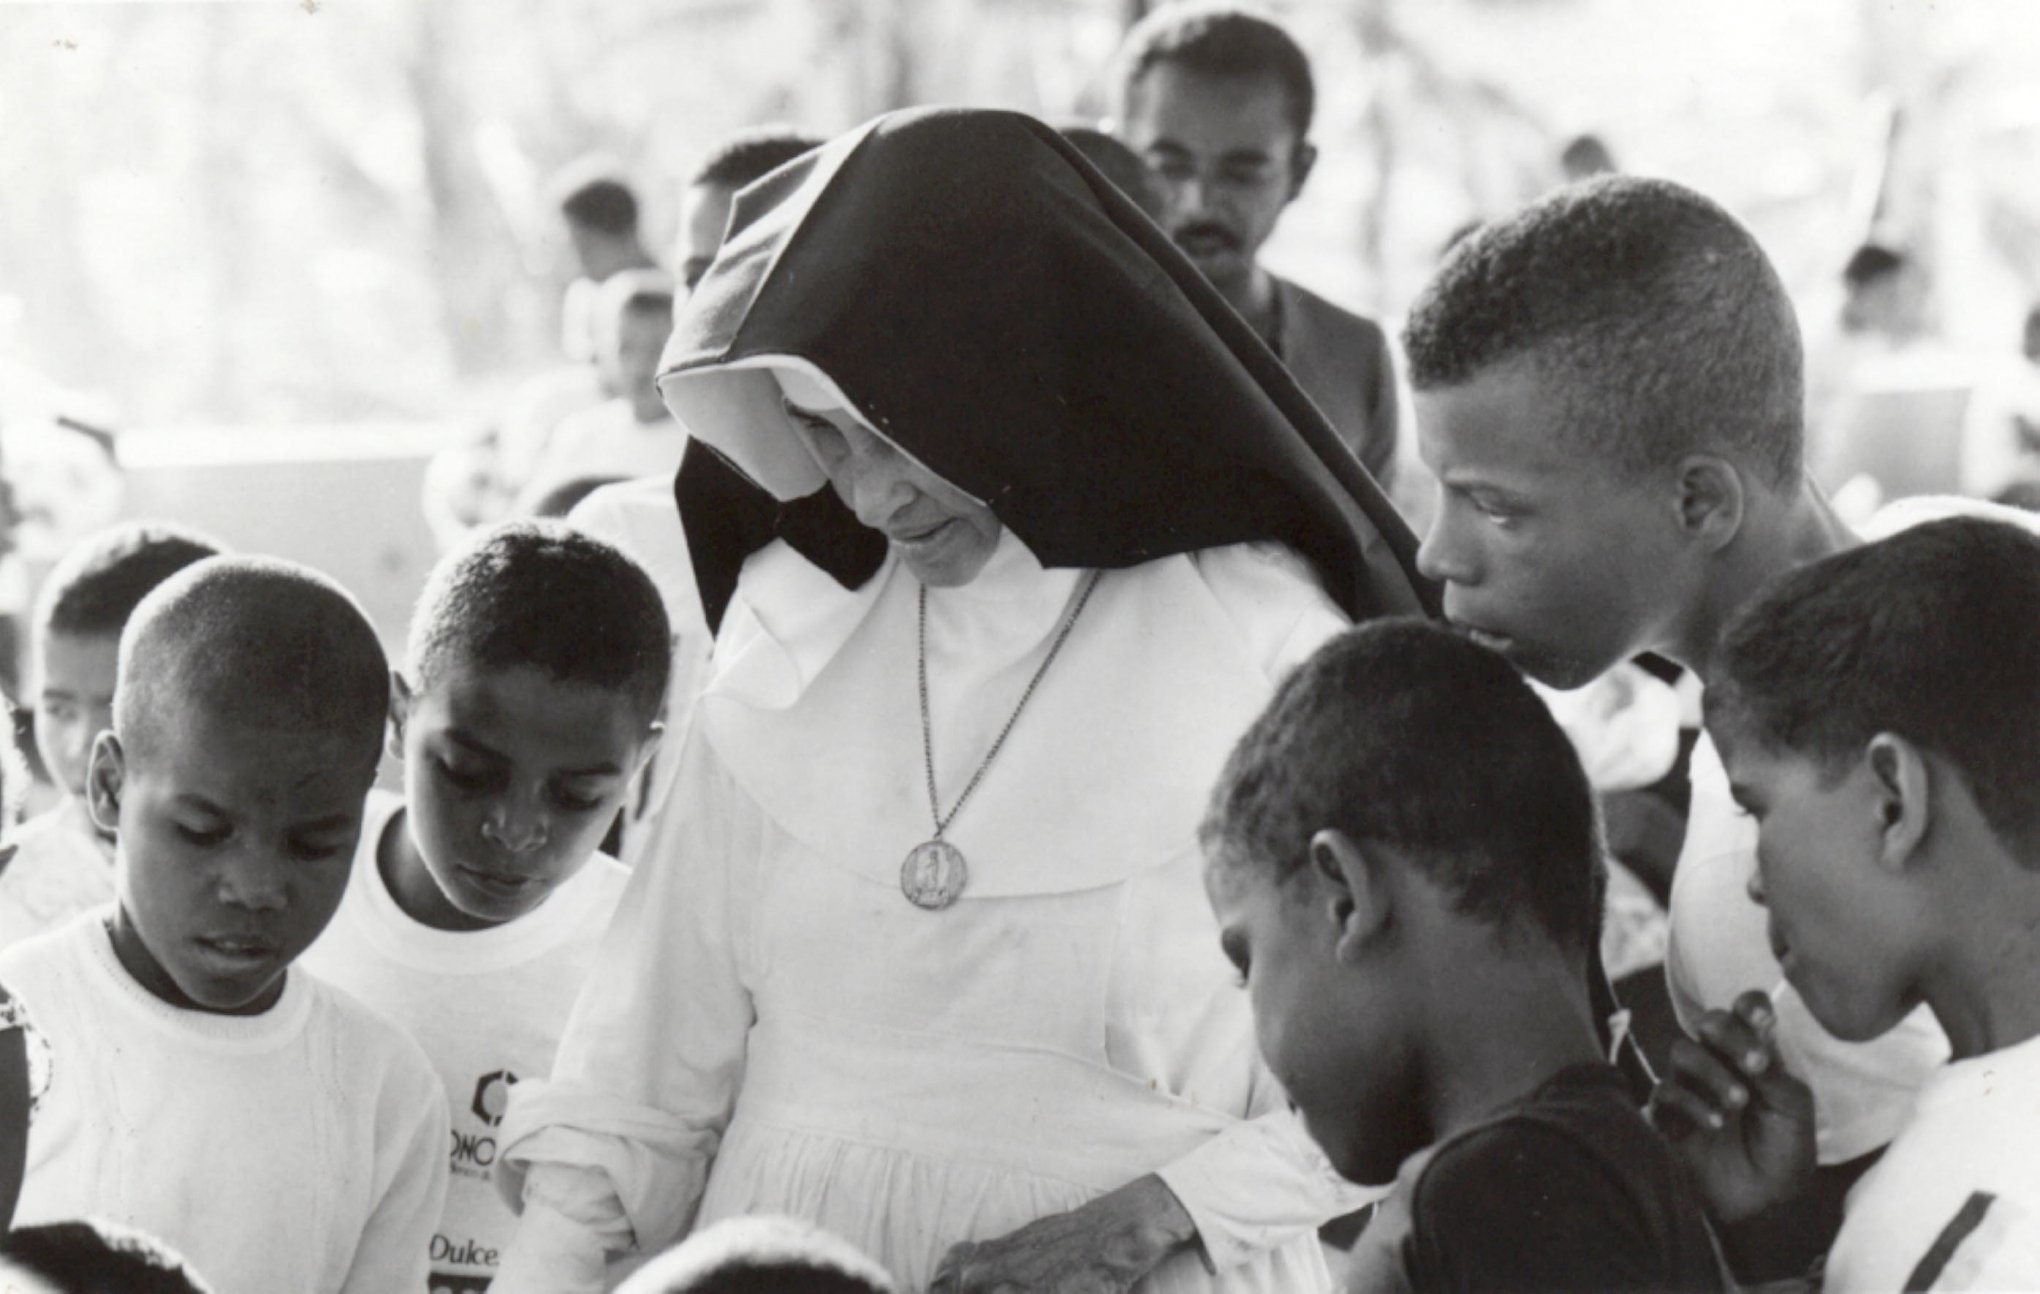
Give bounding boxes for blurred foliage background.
[5,0,2040,433]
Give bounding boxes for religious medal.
[901,840,968,911]
[907,571,1104,912]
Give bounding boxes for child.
[1655,517,2040,1291]
[1200,619,1726,1293]
[617,1216,896,1294]
[1,523,219,951]
[0,556,448,1294]
[302,520,668,1294]
[514,271,681,514]
[1400,173,1960,1268]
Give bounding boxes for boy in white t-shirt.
[0,556,448,1294]
[2,523,219,951]
[303,520,669,1294]
[1656,517,2040,1290]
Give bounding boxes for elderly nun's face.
[779,390,1004,588]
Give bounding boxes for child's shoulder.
[296,969,443,1095]
[0,910,105,993]
[1408,1066,1691,1247]
[576,849,631,908]
[1404,1067,1724,1292]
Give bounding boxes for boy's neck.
[1676,476,1854,683]
[1921,850,2040,1060]
[1415,944,1608,1143]
[378,807,512,933]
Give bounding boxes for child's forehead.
[37,628,121,674]
[417,656,652,739]
[132,690,379,775]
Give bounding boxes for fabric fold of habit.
[659,105,1435,631]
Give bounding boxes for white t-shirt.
[1825,1033,2040,1291]
[567,476,712,865]
[301,790,630,1294]
[0,910,449,1294]
[1666,496,2040,1164]
[0,798,114,953]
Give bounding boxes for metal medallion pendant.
[901,840,968,911]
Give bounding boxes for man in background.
[1109,2,1399,484]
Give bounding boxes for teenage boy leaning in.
[302,519,668,1294]
[0,556,447,1294]
[1398,172,1955,1270]
[1655,517,2040,1292]
[1202,619,1727,1294]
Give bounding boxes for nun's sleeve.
[1156,1109,1382,1273]
[493,721,764,1293]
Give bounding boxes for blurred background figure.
[677,127,826,292]
[1808,242,1974,519]
[1963,299,2040,502]
[1558,131,1619,182]
[513,268,679,514]
[1109,2,1400,484]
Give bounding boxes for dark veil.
[660,106,1438,630]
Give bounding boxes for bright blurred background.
[4,0,2040,666]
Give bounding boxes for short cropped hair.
[1113,3,1315,140]
[687,126,826,192]
[115,557,388,765]
[407,520,670,724]
[560,175,640,237]
[1403,176,1804,487]
[1709,516,2040,860]
[1843,242,1906,288]
[1203,619,1603,956]
[35,522,221,640]
[617,1216,895,1294]
[1,1219,215,1293]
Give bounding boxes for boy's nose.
[482,808,549,855]
[217,853,288,912]
[1746,865,1768,907]
[1414,518,1467,586]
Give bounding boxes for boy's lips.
[1451,620,1513,653]
[192,932,279,973]
[457,865,539,900]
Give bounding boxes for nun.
[495,107,1433,1293]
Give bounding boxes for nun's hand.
[928,1173,1196,1293]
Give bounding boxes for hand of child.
[1648,989,1817,1223]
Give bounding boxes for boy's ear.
[85,731,126,836]
[1288,141,1318,202]
[1308,828,1391,963]
[386,671,413,762]
[1865,733,1931,872]
[632,722,666,778]
[1672,454,1746,553]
